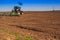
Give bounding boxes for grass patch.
[0,28,32,40]
[0,28,17,35]
[15,36,20,40]
[25,36,32,40]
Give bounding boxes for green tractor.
[10,6,23,16]
[10,2,23,16]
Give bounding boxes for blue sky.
[0,0,60,11]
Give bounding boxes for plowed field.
[0,11,60,40]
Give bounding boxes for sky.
[0,0,60,11]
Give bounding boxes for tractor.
[10,6,23,16]
[0,2,23,16]
[10,2,23,16]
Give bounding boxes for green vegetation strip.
[25,36,32,40]
[0,28,32,40]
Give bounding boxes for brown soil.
[0,11,60,40]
